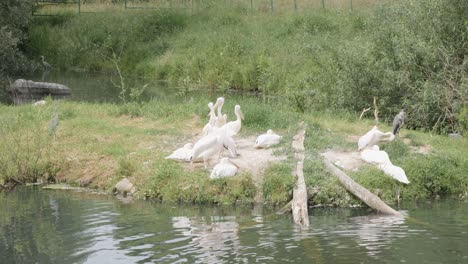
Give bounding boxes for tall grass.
[0,104,58,187]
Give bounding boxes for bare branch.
[359,107,372,120]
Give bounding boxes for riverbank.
[1,97,466,206]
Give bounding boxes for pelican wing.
[360,148,391,165]
[192,134,220,160]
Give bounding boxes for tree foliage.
[338,0,468,133]
[0,0,33,103]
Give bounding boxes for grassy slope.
[29,1,467,134]
[1,98,466,206]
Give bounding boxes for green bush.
[0,0,34,103]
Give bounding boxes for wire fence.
[33,0,380,16]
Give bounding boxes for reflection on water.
[171,216,241,263]
[21,70,177,103]
[0,187,467,264]
[350,213,409,256]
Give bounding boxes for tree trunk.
[291,123,310,227]
[323,159,401,216]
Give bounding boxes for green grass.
[1,97,466,206]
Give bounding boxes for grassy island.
[1,97,466,206]
[1,0,467,207]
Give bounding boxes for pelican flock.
[166,97,411,186]
[165,96,285,179]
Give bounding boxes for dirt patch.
[321,150,364,172]
[402,138,412,145]
[411,144,432,155]
[401,137,432,155]
[233,136,286,201]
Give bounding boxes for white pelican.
[360,145,410,184]
[165,143,193,161]
[202,102,217,136]
[360,145,391,165]
[33,100,47,106]
[191,128,237,168]
[358,126,395,151]
[225,104,244,135]
[215,97,227,127]
[254,129,282,148]
[379,163,410,184]
[210,158,238,179]
[212,125,238,158]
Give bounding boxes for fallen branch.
[359,107,372,120]
[291,122,309,227]
[323,159,401,216]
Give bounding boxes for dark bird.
[40,55,52,70]
[392,110,406,135]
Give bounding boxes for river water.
[0,187,466,263]
[11,70,178,103]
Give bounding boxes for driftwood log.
[7,79,71,104]
[323,159,401,216]
[291,123,310,227]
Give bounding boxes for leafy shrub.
[0,0,34,103]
